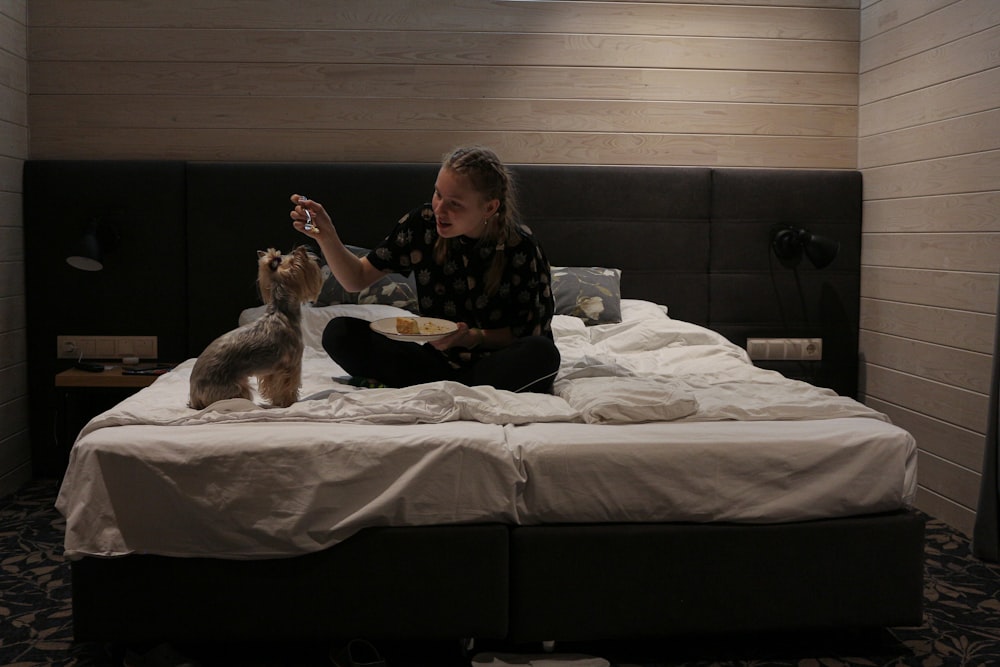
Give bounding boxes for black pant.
[322,317,561,393]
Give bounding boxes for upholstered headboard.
[23,160,860,473]
[183,163,716,354]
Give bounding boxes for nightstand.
[55,366,169,390]
[55,364,175,468]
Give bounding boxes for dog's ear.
[289,244,321,269]
[257,250,267,258]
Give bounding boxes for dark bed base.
[71,524,511,644]
[509,511,925,641]
[70,511,924,644]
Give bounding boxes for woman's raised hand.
[290,194,333,237]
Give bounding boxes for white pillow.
[619,298,669,322]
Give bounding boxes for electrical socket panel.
[746,337,822,361]
[57,335,158,360]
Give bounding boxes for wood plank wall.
[859,0,1000,535]
[26,0,859,167]
[0,0,29,496]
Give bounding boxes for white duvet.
[57,301,917,560]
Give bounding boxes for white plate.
[370,317,458,342]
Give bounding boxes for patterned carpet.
[3,478,1000,667]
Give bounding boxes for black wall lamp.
[771,226,840,269]
[66,219,119,271]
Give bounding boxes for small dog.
[189,245,323,409]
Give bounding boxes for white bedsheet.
[56,301,918,559]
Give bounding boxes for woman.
[290,146,560,393]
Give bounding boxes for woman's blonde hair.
[434,146,520,296]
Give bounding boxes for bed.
[23,161,924,647]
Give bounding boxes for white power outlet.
[57,335,158,360]
[746,337,822,361]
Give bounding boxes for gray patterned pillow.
[551,266,622,325]
[314,245,418,312]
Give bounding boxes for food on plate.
[379,317,456,339]
[416,319,453,335]
[396,317,420,335]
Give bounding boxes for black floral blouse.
[367,204,555,346]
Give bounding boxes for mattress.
[56,301,917,560]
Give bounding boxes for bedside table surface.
[56,366,174,389]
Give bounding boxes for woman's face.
[431,167,499,240]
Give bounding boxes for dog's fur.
[188,245,323,409]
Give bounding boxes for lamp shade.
[66,221,117,271]
[771,226,840,269]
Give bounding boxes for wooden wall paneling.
[0,427,28,480]
[860,0,960,41]
[865,364,988,432]
[0,362,25,406]
[0,49,28,99]
[0,0,26,16]
[0,223,21,262]
[918,450,981,510]
[861,232,1000,272]
[860,67,1000,137]
[0,190,19,229]
[692,0,856,5]
[505,0,859,6]
[916,487,976,535]
[860,330,993,393]
[0,156,21,191]
[0,256,22,296]
[863,151,1000,200]
[26,1,860,40]
[0,120,25,158]
[859,0,999,474]
[861,266,999,313]
[28,28,858,68]
[859,108,1000,168]
[0,189,19,255]
[27,63,860,105]
[28,28,859,73]
[27,129,859,167]
[0,0,28,496]
[0,289,23,326]
[920,459,982,528]
[863,192,1000,234]
[0,432,28,486]
[0,326,25,369]
[26,1,862,167]
[866,397,984,472]
[0,8,26,58]
[28,96,858,138]
[0,87,27,133]
[0,117,26,156]
[860,298,995,354]
[860,0,1000,72]
[860,22,1000,103]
